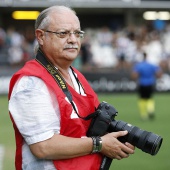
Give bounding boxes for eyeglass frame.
[42,29,85,39]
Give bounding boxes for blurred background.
[0,0,170,170]
[1,0,170,94]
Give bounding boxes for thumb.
[112,130,128,138]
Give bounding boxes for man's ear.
[35,29,44,45]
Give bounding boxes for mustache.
[64,44,79,49]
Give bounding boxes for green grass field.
[0,93,169,170]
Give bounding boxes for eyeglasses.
[43,30,85,39]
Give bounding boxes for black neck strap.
[36,49,72,102]
[35,49,96,120]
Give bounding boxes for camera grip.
[87,110,110,137]
[100,156,112,170]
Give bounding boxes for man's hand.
[101,131,135,160]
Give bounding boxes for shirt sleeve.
[9,76,60,145]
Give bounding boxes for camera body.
[87,101,163,156]
[87,101,118,137]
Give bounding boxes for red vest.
[8,60,103,170]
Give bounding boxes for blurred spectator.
[89,27,118,68]
[161,24,170,72]
[0,27,6,50]
[90,39,117,68]
[96,26,113,47]
[143,31,163,66]
[6,26,25,65]
[115,31,131,70]
[153,20,166,32]
[126,30,138,63]
[80,35,93,68]
[0,27,8,65]
[23,26,36,61]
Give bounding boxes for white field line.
[0,145,5,170]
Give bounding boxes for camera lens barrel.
[109,120,163,155]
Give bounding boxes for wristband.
[91,136,102,153]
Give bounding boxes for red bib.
[8,60,103,170]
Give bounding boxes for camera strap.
[35,49,97,120]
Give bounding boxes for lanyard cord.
[70,66,85,95]
[35,49,96,120]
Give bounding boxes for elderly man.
[8,5,134,170]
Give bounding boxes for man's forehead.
[50,12,80,29]
[51,10,77,20]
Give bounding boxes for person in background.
[0,27,6,50]
[131,52,162,120]
[8,5,135,170]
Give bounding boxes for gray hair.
[35,5,76,30]
[34,5,77,54]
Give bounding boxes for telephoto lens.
[109,120,163,155]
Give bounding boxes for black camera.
[87,101,163,156]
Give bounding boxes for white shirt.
[9,68,85,170]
